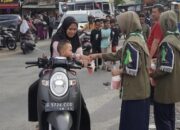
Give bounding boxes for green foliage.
[114,0,125,6]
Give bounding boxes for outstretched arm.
[90,49,122,62]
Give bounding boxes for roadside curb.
[0,39,51,58]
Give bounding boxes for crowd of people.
[81,15,122,71]
[20,12,59,43]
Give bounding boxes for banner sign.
[0,0,18,4]
[0,0,19,9]
[38,0,55,5]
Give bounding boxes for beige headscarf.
[160,10,178,35]
[116,11,142,36]
[117,11,150,68]
[160,10,180,51]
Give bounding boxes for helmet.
[82,42,92,55]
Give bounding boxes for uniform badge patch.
[124,43,139,76]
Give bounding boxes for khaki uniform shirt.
[102,35,150,100]
[151,34,180,104]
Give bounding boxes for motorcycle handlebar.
[73,60,83,67]
[25,57,83,69]
[25,61,38,65]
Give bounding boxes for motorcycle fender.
[7,37,14,41]
[47,112,72,130]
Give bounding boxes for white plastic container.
[87,61,95,75]
[111,75,121,90]
[151,62,156,70]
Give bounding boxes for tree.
[114,0,125,6]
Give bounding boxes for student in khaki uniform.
[90,11,151,130]
[150,10,180,130]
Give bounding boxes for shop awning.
[0,3,19,9]
[22,4,56,9]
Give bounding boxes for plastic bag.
[20,20,29,34]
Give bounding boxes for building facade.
[0,0,20,14]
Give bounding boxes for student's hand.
[151,58,157,64]
[89,54,95,61]
[148,68,155,75]
[81,55,91,62]
[150,78,157,86]
[89,54,101,61]
[111,68,123,76]
[81,59,89,68]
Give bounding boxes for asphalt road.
[0,39,180,130]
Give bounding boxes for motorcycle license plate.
[45,102,74,112]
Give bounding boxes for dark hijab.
[50,16,81,56]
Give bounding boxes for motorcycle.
[26,57,91,130]
[0,27,17,50]
[79,31,92,55]
[20,32,36,54]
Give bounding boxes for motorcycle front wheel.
[46,112,73,130]
[7,40,17,50]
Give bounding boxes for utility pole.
[141,0,144,10]
[135,0,141,4]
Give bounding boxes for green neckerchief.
[128,32,145,42]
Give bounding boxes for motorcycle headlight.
[50,72,69,97]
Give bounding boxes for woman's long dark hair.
[50,16,80,56]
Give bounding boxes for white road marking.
[149,124,156,129]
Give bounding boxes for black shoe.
[103,82,111,86]
[107,67,111,72]
[102,66,106,70]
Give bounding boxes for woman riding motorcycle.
[28,16,91,130]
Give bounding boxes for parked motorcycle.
[26,57,91,130]
[79,31,92,55]
[20,32,36,54]
[0,27,17,50]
